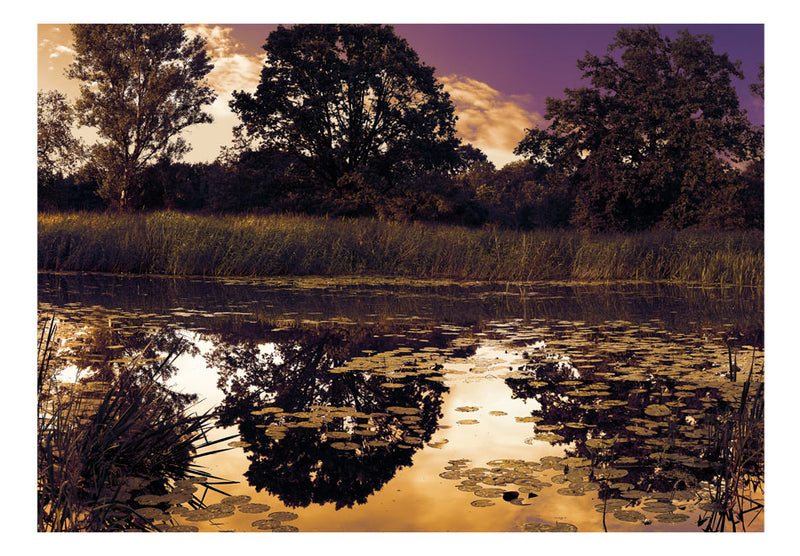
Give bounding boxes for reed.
[37,316,234,531]
[38,211,764,286]
[699,346,765,531]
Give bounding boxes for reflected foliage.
[209,323,467,509]
[52,317,199,411]
[39,272,763,336]
[37,317,228,531]
[502,322,764,531]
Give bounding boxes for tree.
[38,89,88,210]
[515,26,762,231]
[67,24,216,209]
[38,90,85,178]
[230,24,462,203]
[750,63,764,100]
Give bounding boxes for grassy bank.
[37,211,764,286]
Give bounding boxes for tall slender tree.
[68,24,216,209]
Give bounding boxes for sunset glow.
[33,18,771,538]
[37,23,763,168]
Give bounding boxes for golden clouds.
[183,25,266,129]
[38,25,75,74]
[185,25,264,98]
[440,74,544,168]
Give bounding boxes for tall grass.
[37,316,234,531]
[38,211,764,286]
[699,345,765,532]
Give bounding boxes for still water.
[38,272,764,532]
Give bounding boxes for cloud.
[185,25,264,101]
[439,74,545,168]
[49,44,75,59]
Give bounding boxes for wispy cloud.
[49,44,75,59]
[38,25,75,72]
[439,74,544,168]
[185,25,264,98]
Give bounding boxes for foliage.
[208,148,317,213]
[230,24,463,208]
[38,90,85,178]
[38,90,88,210]
[67,24,216,209]
[38,211,764,285]
[515,26,762,232]
[37,317,233,531]
[461,160,573,228]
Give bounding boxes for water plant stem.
[38,211,764,286]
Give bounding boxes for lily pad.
[655,513,690,523]
[330,441,360,451]
[613,509,647,522]
[515,416,542,423]
[251,519,281,530]
[272,525,299,532]
[366,440,390,447]
[184,509,214,521]
[135,507,168,521]
[644,404,671,417]
[268,511,299,521]
[228,440,252,448]
[238,503,271,513]
[221,495,252,505]
[557,487,586,497]
[165,525,199,532]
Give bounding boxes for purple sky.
[230,23,764,127]
[37,23,764,168]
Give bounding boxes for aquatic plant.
[37,317,235,531]
[698,347,764,531]
[38,211,763,285]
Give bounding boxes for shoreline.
[38,211,764,287]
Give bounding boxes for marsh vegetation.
[37,274,763,532]
[38,211,763,285]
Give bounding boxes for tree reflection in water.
[209,323,472,509]
[501,329,764,531]
[38,318,230,531]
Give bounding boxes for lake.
[37,272,764,532]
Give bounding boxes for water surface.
[38,272,764,532]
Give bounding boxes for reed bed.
[37,316,234,531]
[38,211,764,286]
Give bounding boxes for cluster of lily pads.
[440,455,709,530]
[130,481,300,532]
[436,318,764,531]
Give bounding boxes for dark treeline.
[38,24,764,232]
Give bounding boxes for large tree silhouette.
[230,25,462,196]
[68,24,216,209]
[515,26,762,231]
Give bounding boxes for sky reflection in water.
[38,273,764,532]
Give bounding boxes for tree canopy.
[230,24,462,194]
[515,26,762,231]
[37,90,84,178]
[67,24,216,209]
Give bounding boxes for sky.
[11,3,800,551]
[37,22,764,169]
